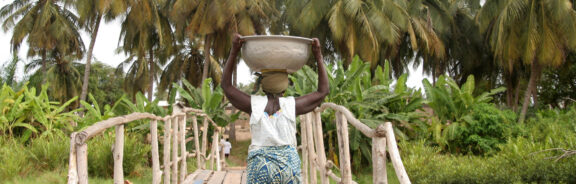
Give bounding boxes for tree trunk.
[513,81,521,111]
[532,82,539,108]
[148,48,155,102]
[519,59,543,123]
[78,14,102,111]
[41,49,47,84]
[201,35,212,86]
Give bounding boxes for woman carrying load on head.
[221,34,329,184]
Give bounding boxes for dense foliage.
[403,106,576,183]
[422,75,517,154]
[288,58,425,172]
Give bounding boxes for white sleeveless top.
[249,95,297,152]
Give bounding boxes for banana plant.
[422,75,507,153]
[25,84,79,139]
[287,57,425,172]
[0,84,37,138]
[0,83,78,142]
[78,94,126,129]
[173,78,239,127]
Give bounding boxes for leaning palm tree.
[117,0,175,101]
[73,0,127,109]
[0,0,85,83]
[477,0,576,122]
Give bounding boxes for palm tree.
[477,0,576,122]
[0,0,85,82]
[158,43,204,93]
[1,54,21,87]
[74,0,127,109]
[168,0,275,86]
[118,0,175,101]
[26,52,82,105]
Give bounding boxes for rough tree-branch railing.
[67,102,410,184]
[67,107,226,184]
[299,103,411,184]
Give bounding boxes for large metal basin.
[241,35,313,73]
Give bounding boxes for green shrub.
[28,133,70,170]
[0,137,33,179]
[88,132,151,177]
[457,103,518,154]
[402,107,576,183]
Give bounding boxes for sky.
[0,1,427,90]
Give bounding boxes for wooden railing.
[299,103,411,184]
[67,106,226,184]
[67,102,410,184]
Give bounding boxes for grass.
[226,140,251,167]
[3,167,153,184]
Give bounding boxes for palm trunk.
[201,35,212,86]
[148,48,155,102]
[513,81,521,111]
[518,59,542,123]
[41,49,47,84]
[79,14,102,110]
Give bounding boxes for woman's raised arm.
[221,34,251,113]
[295,38,329,115]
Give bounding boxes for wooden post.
[336,112,352,184]
[306,113,317,184]
[372,136,387,184]
[384,122,411,184]
[172,117,179,184]
[67,133,78,184]
[300,115,309,184]
[201,118,209,169]
[214,129,221,171]
[180,115,188,182]
[76,143,88,184]
[150,120,161,184]
[113,125,125,184]
[163,118,171,184]
[192,115,202,169]
[313,111,329,184]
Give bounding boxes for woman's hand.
[311,38,322,59]
[232,34,244,52]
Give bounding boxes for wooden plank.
[150,120,161,184]
[182,170,202,184]
[163,118,172,184]
[306,113,317,184]
[113,125,125,184]
[180,115,188,182]
[76,143,88,184]
[299,115,309,183]
[172,116,179,184]
[67,133,78,184]
[336,112,352,184]
[384,122,411,184]
[195,170,213,181]
[192,116,202,169]
[314,111,329,184]
[241,170,248,184]
[207,171,227,184]
[222,170,243,184]
[372,136,387,184]
[201,118,209,169]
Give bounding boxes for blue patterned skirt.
[247,145,301,184]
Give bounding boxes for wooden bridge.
[67,103,411,184]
